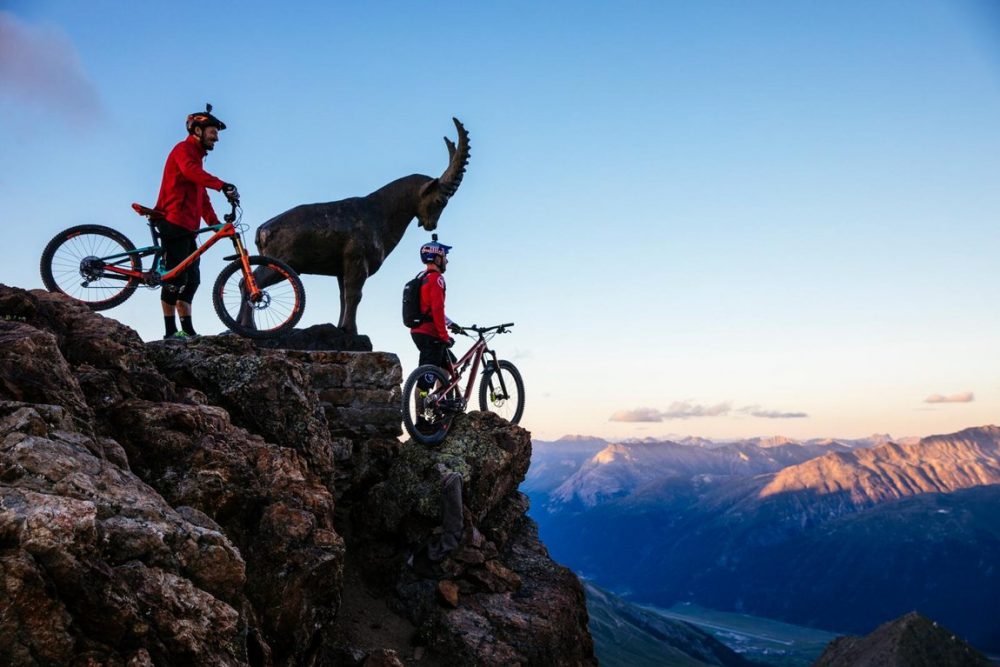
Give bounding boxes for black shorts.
[411,333,457,389]
[156,220,200,303]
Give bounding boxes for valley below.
[524,428,1000,662]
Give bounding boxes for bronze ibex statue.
[253,118,470,335]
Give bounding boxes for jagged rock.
[437,580,460,607]
[145,336,339,481]
[1,419,247,665]
[362,648,406,666]
[813,611,992,666]
[103,397,346,663]
[0,285,595,666]
[361,412,596,665]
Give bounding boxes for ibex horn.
[439,117,470,200]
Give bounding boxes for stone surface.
[251,323,373,352]
[0,284,595,666]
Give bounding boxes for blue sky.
[2,1,998,440]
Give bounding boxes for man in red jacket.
[154,104,238,338]
[410,239,461,398]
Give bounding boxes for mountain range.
[524,426,1000,654]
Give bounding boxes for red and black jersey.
[155,135,225,231]
[410,267,448,341]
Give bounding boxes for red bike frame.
[429,323,514,408]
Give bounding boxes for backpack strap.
[416,270,432,323]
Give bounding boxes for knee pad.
[176,264,201,302]
[161,283,181,306]
[177,277,199,302]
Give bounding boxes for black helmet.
[186,103,226,134]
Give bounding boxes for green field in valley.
[641,602,842,667]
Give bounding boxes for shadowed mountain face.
[583,582,754,667]
[525,427,1000,654]
[813,611,992,667]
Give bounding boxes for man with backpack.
[405,237,461,427]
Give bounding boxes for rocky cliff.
[0,285,594,666]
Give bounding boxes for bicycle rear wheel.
[39,225,141,310]
[478,360,525,424]
[402,364,460,446]
[212,255,305,339]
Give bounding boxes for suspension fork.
[232,234,262,301]
[484,348,510,399]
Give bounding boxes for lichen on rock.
[0,284,595,666]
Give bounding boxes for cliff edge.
[0,284,595,666]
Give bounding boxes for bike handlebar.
[458,322,515,335]
[223,200,238,224]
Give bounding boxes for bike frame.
[95,207,262,300]
[431,327,510,407]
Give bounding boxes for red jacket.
[410,268,449,341]
[155,135,225,231]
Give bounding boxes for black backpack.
[402,271,431,327]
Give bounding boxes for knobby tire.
[478,359,525,424]
[212,255,305,339]
[39,224,141,311]
[402,364,458,446]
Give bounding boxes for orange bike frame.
[104,222,262,299]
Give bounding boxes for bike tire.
[212,255,305,339]
[39,224,141,311]
[478,360,525,424]
[402,364,459,446]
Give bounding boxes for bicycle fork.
[226,235,263,302]
[483,350,511,402]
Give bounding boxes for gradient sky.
[2,1,998,441]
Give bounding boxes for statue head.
[416,117,470,231]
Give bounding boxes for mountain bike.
[39,199,305,339]
[402,323,525,445]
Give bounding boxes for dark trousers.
[156,220,200,305]
[411,333,455,390]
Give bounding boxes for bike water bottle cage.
[186,103,226,134]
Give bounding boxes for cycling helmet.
[186,103,227,134]
[420,235,452,263]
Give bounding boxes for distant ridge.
[556,434,607,442]
[527,425,1000,654]
[759,424,1000,506]
[813,611,991,667]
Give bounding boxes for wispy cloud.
[610,402,731,422]
[924,392,974,404]
[746,409,809,419]
[610,407,668,422]
[611,402,809,422]
[0,11,101,124]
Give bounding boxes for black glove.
[448,322,463,334]
[222,183,240,203]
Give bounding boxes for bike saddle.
[131,203,166,220]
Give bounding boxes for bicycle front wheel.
[40,225,141,311]
[212,255,305,339]
[402,364,459,446]
[478,360,525,424]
